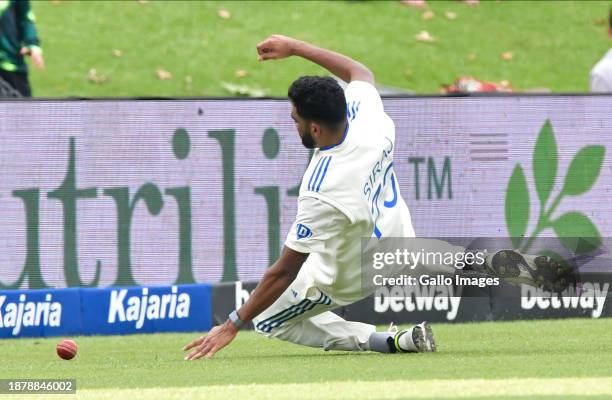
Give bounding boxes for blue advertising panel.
[0,284,212,338]
[80,284,212,335]
[0,288,81,338]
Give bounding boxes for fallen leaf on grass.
[235,70,248,78]
[593,18,606,26]
[445,11,457,20]
[218,9,231,19]
[468,53,476,60]
[112,49,122,58]
[501,51,513,61]
[422,10,434,20]
[87,69,108,84]
[415,31,435,43]
[156,69,172,80]
[221,82,266,97]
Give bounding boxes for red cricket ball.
[56,339,77,360]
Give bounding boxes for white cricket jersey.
[590,49,612,92]
[284,80,415,303]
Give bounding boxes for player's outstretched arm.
[183,246,307,360]
[256,34,374,84]
[233,246,307,323]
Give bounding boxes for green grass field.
[3,318,612,399]
[31,0,611,97]
[5,3,612,400]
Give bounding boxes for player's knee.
[252,317,295,339]
[253,324,271,337]
[252,316,274,337]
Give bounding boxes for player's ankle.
[367,331,395,353]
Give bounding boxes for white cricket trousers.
[252,238,466,351]
[252,266,375,351]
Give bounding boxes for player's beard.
[300,129,316,149]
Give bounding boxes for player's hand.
[183,320,238,360]
[256,34,297,61]
[20,47,45,70]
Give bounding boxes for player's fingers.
[256,39,272,53]
[185,348,203,361]
[188,342,213,361]
[185,344,205,360]
[204,345,220,359]
[189,338,213,359]
[183,337,202,351]
[257,47,273,57]
[182,335,205,351]
[259,52,276,61]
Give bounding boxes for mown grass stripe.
[20,377,612,400]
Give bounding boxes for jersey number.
[371,163,398,238]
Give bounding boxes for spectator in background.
[590,7,612,92]
[0,0,44,97]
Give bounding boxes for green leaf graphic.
[551,212,602,254]
[533,120,557,206]
[562,145,605,196]
[505,164,530,249]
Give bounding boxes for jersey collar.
[319,122,349,151]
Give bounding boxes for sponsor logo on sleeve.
[296,223,312,240]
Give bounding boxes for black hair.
[288,76,346,128]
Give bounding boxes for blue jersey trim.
[307,157,324,191]
[310,156,327,191]
[346,100,361,122]
[315,156,332,192]
[319,122,349,151]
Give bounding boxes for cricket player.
[184,35,572,360]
